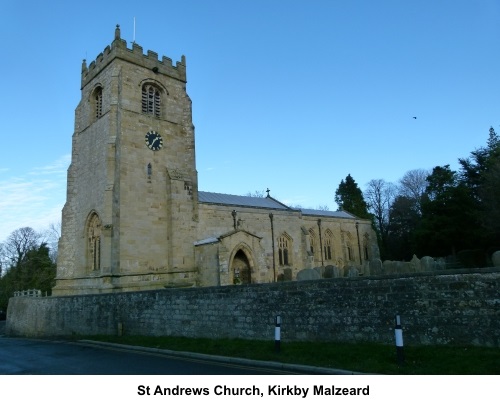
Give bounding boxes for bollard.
[275,315,281,353]
[394,315,404,366]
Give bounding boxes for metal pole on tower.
[133,17,136,43]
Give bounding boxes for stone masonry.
[7,269,500,347]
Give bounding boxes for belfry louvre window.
[92,86,103,121]
[142,85,161,118]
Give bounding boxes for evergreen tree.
[480,160,500,246]
[486,126,500,150]
[458,126,500,250]
[415,165,480,258]
[458,127,500,199]
[334,174,370,219]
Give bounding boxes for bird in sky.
[413,116,417,119]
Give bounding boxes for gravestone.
[492,251,500,267]
[383,260,394,274]
[347,266,359,277]
[332,266,343,278]
[296,268,321,281]
[421,256,435,272]
[410,254,421,272]
[324,265,334,278]
[435,258,446,271]
[370,259,383,275]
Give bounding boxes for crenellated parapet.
[81,24,186,88]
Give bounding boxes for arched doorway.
[232,249,251,284]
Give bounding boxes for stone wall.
[7,268,500,347]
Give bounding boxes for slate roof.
[194,229,263,246]
[198,191,291,210]
[193,237,219,246]
[301,208,356,219]
[198,191,357,219]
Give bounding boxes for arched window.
[95,88,102,119]
[87,213,102,271]
[278,234,292,266]
[142,84,161,118]
[324,229,333,261]
[309,229,317,259]
[91,86,103,121]
[342,231,354,263]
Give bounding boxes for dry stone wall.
[7,268,500,347]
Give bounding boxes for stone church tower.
[54,26,199,295]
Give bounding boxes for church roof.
[301,208,356,219]
[198,191,291,210]
[198,191,357,219]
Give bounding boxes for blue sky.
[1,0,499,242]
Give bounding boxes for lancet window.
[324,229,333,261]
[309,229,318,260]
[342,231,354,262]
[87,213,102,271]
[278,234,292,266]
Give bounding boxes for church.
[54,26,379,296]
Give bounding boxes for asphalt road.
[0,321,349,375]
[0,335,298,374]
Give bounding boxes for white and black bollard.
[394,315,404,366]
[275,315,281,353]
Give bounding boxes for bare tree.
[246,190,266,198]
[42,222,61,263]
[3,227,42,269]
[364,179,396,256]
[364,179,396,253]
[0,243,6,277]
[398,169,430,213]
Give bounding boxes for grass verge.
[79,335,499,374]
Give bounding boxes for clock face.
[145,131,163,151]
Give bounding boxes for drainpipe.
[269,213,276,282]
[317,219,324,273]
[231,210,237,230]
